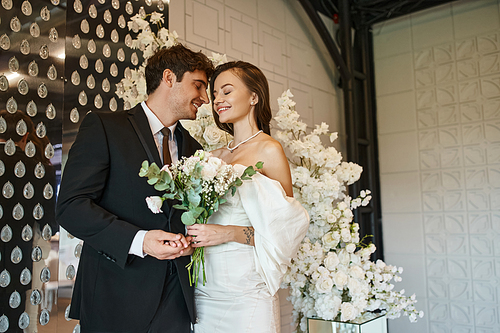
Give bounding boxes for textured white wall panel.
[375,0,500,332]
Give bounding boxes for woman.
[187,62,309,332]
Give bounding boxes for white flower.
[150,12,164,24]
[146,196,163,213]
[316,276,334,293]
[340,302,358,321]
[203,125,224,146]
[324,252,339,270]
[333,271,348,288]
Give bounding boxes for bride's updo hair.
[209,61,272,136]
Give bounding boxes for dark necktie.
[161,127,172,166]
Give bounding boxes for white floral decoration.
[276,90,423,332]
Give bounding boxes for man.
[56,44,214,332]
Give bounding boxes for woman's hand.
[186,224,233,247]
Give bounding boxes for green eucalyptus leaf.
[188,189,201,207]
[255,161,264,169]
[181,211,196,225]
[172,204,189,211]
[147,177,159,185]
[163,193,175,200]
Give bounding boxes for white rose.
[349,266,365,280]
[146,196,163,213]
[340,302,358,321]
[324,252,339,270]
[346,243,356,253]
[201,164,217,181]
[322,232,339,249]
[316,276,334,293]
[333,271,348,288]
[203,125,223,145]
[338,249,350,266]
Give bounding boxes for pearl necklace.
[226,130,263,153]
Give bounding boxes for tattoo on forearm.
[243,227,254,245]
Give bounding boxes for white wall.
[169,1,343,332]
[374,0,500,332]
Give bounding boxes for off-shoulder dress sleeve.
[238,172,310,295]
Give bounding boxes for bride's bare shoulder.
[209,147,225,158]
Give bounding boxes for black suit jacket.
[56,105,201,331]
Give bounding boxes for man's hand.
[143,230,190,260]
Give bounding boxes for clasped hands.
[144,224,245,260]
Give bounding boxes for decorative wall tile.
[428,257,448,277]
[439,126,461,147]
[461,102,482,122]
[429,301,450,321]
[465,167,488,189]
[449,280,472,301]
[470,236,493,256]
[434,43,455,64]
[491,213,500,231]
[429,278,448,298]
[443,191,465,211]
[452,0,500,40]
[474,305,497,327]
[185,0,224,50]
[464,146,486,166]
[414,48,433,69]
[472,259,494,280]
[419,129,439,149]
[445,214,467,233]
[426,234,447,254]
[450,303,474,325]
[421,150,440,169]
[485,121,500,142]
[224,8,258,63]
[448,258,470,279]
[425,214,445,233]
[490,190,500,211]
[479,54,500,76]
[468,213,490,233]
[477,33,500,54]
[416,68,435,88]
[467,191,489,210]
[456,38,476,60]
[436,63,456,84]
[486,143,500,163]
[459,80,480,102]
[483,98,500,119]
[481,76,500,99]
[473,281,496,302]
[488,167,500,188]
[430,322,450,333]
[423,192,443,211]
[417,88,436,109]
[442,170,463,190]
[418,108,438,128]
[457,59,479,80]
[446,235,468,254]
[462,124,485,145]
[444,150,465,170]
[422,171,441,191]
[258,24,286,76]
[438,105,459,125]
[437,85,458,105]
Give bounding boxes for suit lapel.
[128,104,162,167]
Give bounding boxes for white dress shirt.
[129,101,179,257]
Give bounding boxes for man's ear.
[162,69,176,88]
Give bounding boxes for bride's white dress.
[194,165,309,333]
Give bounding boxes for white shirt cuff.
[129,230,148,258]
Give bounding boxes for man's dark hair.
[145,44,215,95]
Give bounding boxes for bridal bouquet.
[139,150,262,286]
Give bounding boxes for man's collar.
[141,101,177,136]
